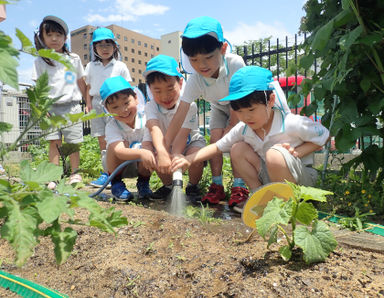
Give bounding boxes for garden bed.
[0,198,384,297]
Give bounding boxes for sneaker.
[185,184,201,204]
[150,185,172,200]
[201,183,225,204]
[68,174,82,185]
[111,181,133,202]
[136,179,153,199]
[90,172,111,189]
[228,186,249,208]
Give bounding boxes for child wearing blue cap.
[85,27,132,188]
[100,76,155,202]
[142,55,206,202]
[164,16,247,205]
[172,66,330,212]
[32,15,87,189]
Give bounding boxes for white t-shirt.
[85,59,131,99]
[143,100,203,144]
[32,53,84,104]
[216,110,329,165]
[181,53,245,112]
[105,111,146,148]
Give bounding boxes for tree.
[298,0,384,182]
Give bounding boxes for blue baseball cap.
[182,16,224,42]
[100,76,133,102]
[92,27,116,44]
[143,55,182,79]
[219,66,274,102]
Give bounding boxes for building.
[160,31,182,64]
[0,87,41,151]
[70,24,161,85]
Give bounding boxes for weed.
[129,220,145,228]
[185,204,222,225]
[144,241,155,255]
[338,207,375,231]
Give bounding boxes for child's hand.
[139,149,156,172]
[277,143,299,157]
[171,154,191,173]
[85,104,92,113]
[157,151,172,174]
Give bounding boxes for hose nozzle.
[172,168,183,187]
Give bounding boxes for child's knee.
[230,142,251,160]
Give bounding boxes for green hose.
[0,270,68,298]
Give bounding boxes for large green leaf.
[50,223,77,265]
[15,28,37,55]
[311,20,334,52]
[294,220,338,264]
[36,191,69,224]
[0,32,19,89]
[296,202,318,225]
[38,49,75,71]
[20,160,62,184]
[0,204,39,267]
[256,197,293,238]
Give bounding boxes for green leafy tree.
[298,0,384,183]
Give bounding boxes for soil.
[1,185,384,298]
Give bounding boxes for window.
[151,54,154,58]
[151,45,154,49]
[131,38,135,43]
[132,68,135,73]
[124,57,128,61]
[84,44,87,50]
[132,77,135,82]
[139,79,142,84]
[168,40,171,44]
[116,34,120,39]
[83,33,87,39]
[124,46,128,51]
[138,69,142,74]
[138,50,141,55]
[138,60,141,65]
[156,47,159,51]
[144,43,148,48]
[144,52,148,57]
[138,41,141,46]
[131,48,135,53]
[124,36,127,41]
[145,62,147,66]
[84,54,88,60]
[131,58,135,63]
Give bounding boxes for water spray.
[169,168,186,217]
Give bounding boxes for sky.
[1,0,307,87]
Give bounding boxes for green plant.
[79,135,103,177]
[298,0,384,184]
[0,16,127,267]
[256,181,337,264]
[0,160,127,266]
[185,204,221,225]
[338,207,375,231]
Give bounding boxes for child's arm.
[171,143,221,172]
[171,128,190,155]
[147,119,172,174]
[109,140,156,172]
[77,77,87,102]
[164,101,190,150]
[278,142,323,158]
[85,84,92,113]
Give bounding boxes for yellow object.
[242,183,293,228]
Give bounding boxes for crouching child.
[100,76,156,202]
[172,66,330,212]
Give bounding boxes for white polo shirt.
[105,111,146,148]
[216,110,329,165]
[32,53,84,104]
[180,53,245,113]
[143,100,203,143]
[85,59,132,98]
